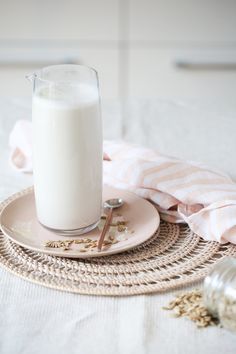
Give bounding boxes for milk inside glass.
[32,81,103,232]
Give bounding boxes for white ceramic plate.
[0,185,160,258]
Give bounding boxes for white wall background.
[0,0,236,101]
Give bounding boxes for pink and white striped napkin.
[9,120,236,244]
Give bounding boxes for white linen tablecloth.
[0,98,236,354]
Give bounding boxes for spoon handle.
[97,208,113,251]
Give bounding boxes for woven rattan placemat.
[1,192,236,296]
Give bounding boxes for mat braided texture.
[1,192,236,296]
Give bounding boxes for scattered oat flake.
[44,215,133,252]
[117,225,127,232]
[163,289,219,328]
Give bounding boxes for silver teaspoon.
[97,198,124,251]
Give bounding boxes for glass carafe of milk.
[29,64,103,235]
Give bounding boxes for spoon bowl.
[104,198,124,209]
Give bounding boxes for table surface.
[0,98,236,354]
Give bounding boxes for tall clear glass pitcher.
[29,64,103,235]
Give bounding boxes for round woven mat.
[1,191,236,296]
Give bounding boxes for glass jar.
[204,257,236,332]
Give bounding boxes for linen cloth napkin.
[9,120,236,244]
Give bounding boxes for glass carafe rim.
[32,64,98,85]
